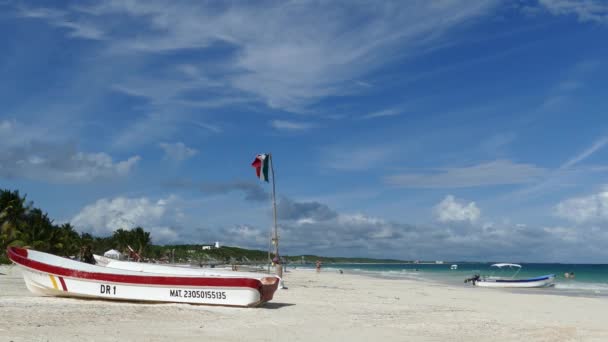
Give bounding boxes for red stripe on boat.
[12,247,28,258]
[59,276,68,291]
[7,247,266,290]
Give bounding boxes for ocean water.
[295,262,608,298]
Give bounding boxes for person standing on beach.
[81,245,96,265]
[316,260,322,273]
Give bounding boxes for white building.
[201,242,220,250]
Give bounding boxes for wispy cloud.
[479,132,517,155]
[322,145,396,171]
[386,160,546,188]
[502,135,608,200]
[270,120,315,131]
[557,80,583,91]
[9,0,505,155]
[538,0,608,23]
[560,136,608,169]
[18,6,105,40]
[165,180,270,203]
[159,142,198,161]
[16,1,500,112]
[362,108,401,120]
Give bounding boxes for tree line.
[0,189,151,264]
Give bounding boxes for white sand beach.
[1,265,607,342]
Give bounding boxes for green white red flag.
[251,154,270,182]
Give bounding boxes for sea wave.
[554,282,608,293]
[325,267,429,281]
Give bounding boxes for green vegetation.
[1,188,406,265]
[146,245,407,264]
[0,189,152,263]
[285,255,407,264]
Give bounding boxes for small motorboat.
[7,247,279,307]
[450,264,458,270]
[464,263,554,288]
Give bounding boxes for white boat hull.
[94,255,268,278]
[474,275,555,288]
[9,247,279,307]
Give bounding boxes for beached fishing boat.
[94,254,270,277]
[464,263,555,288]
[7,246,280,307]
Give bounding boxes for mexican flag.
[251,154,270,182]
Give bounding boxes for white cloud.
[555,188,608,223]
[386,160,546,188]
[159,142,198,161]
[64,187,608,262]
[0,120,140,183]
[539,0,608,23]
[270,120,315,131]
[434,195,481,223]
[71,195,181,242]
[62,152,140,181]
[221,225,269,248]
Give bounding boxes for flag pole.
[268,153,283,280]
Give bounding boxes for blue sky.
[1,0,608,262]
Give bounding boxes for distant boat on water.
[464,263,555,288]
[450,264,458,270]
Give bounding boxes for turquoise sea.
[297,262,608,298]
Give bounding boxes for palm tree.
[21,208,54,251]
[0,190,29,254]
[112,228,132,253]
[50,223,81,256]
[131,226,151,257]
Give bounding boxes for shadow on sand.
[262,302,295,309]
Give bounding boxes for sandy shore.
[1,265,607,342]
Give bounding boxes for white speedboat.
[464,263,555,288]
[8,247,279,307]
